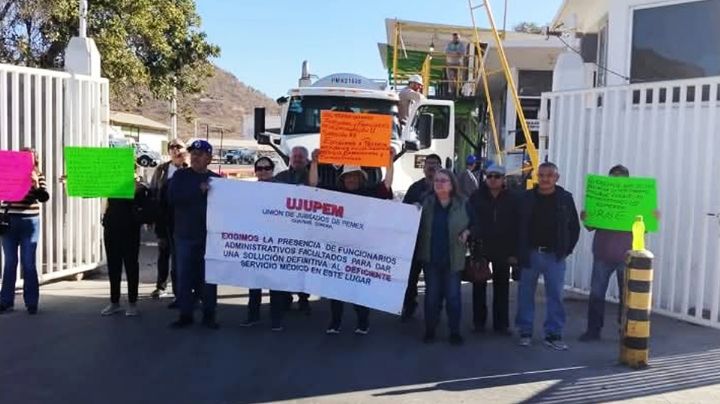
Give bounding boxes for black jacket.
[103,181,152,230]
[402,178,432,205]
[150,161,187,238]
[517,186,580,267]
[468,185,519,259]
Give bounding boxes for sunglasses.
[255,166,273,172]
[486,174,504,179]
[169,144,183,150]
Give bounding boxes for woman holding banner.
[0,148,49,314]
[309,148,395,335]
[100,171,153,317]
[416,169,471,346]
[242,156,288,331]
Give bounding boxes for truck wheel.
[138,156,151,167]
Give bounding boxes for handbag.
[0,205,10,236]
[462,238,492,283]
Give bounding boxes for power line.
[556,35,634,83]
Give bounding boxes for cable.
[556,35,635,83]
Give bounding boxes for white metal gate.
[540,76,720,328]
[0,63,109,284]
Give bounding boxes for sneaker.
[170,315,194,329]
[150,289,169,300]
[423,330,436,344]
[579,331,601,342]
[544,335,569,351]
[0,304,14,314]
[354,327,370,336]
[125,303,139,317]
[100,303,123,316]
[240,319,260,328]
[325,325,341,335]
[27,306,38,315]
[271,324,284,332]
[518,334,532,347]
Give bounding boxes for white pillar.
[64,0,101,77]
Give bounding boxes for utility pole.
[170,86,177,141]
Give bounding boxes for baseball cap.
[466,155,478,165]
[408,74,424,86]
[187,139,213,154]
[486,164,506,175]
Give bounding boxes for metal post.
[79,0,88,38]
[620,249,654,369]
[170,86,177,141]
[392,21,400,89]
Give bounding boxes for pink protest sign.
[0,150,34,202]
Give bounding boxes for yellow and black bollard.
[619,216,655,369]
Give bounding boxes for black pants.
[329,300,369,329]
[155,236,177,295]
[104,226,141,304]
[402,260,423,311]
[248,289,287,325]
[472,259,511,330]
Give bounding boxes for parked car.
[134,143,162,167]
[224,148,255,165]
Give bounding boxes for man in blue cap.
[458,154,480,198]
[167,139,221,329]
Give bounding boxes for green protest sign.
[584,174,658,232]
[64,147,135,199]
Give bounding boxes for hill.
[110,66,280,138]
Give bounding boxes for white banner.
[205,179,421,314]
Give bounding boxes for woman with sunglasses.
[416,169,471,345]
[0,148,49,314]
[241,157,288,331]
[468,164,519,336]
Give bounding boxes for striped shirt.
[2,173,50,216]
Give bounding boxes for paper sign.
[319,111,392,167]
[584,175,658,232]
[64,147,135,198]
[205,179,420,314]
[0,150,33,202]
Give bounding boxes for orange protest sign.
[319,110,392,167]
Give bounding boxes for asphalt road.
[2,241,720,404]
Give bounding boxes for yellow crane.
[468,0,539,186]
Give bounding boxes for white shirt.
[167,164,179,180]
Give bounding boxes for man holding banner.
[168,140,221,329]
[579,165,659,342]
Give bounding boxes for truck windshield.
[284,96,400,138]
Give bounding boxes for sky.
[196,0,563,99]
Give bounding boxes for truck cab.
[255,64,455,194]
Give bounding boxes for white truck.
[254,62,456,193]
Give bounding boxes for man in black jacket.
[401,153,441,320]
[468,164,518,335]
[515,162,580,351]
[149,139,188,303]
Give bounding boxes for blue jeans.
[174,237,217,317]
[516,251,566,337]
[587,259,625,334]
[424,266,462,334]
[1,215,40,309]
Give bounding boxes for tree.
[0,0,220,102]
[513,22,544,35]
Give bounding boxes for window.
[631,0,720,83]
[412,104,450,139]
[283,96,400,138]
[597,22,609,87]
[518,71,553,96]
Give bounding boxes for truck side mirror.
[254,107,270,145]
[404,140,419,152]
[416,113,434,149]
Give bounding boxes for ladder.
[468,0,539,185]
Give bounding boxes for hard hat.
[408,74,423,86]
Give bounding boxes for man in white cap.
[309,148,395,335]
[398,74,426,125]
